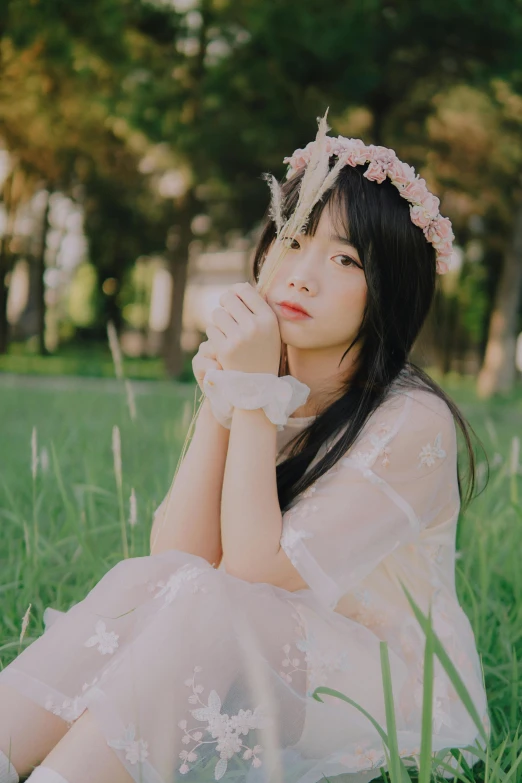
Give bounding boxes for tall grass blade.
[418,603,434,783]
[312,684,410,782]
[399,579,489,746]
[379,641,409,783]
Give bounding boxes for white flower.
[84,620,119,655]
[280,525,314,568]
[339,742,387,770]
[346,421,393,472]
[153,565,207,607]
[281,605,350,696]
[44,694,87,725]
[418,432,446,467]
[107,723,149,764]
[301,484,317,498]
[179,666,270,779]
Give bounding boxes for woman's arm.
[220,407,306,588]
[149,398,230,564]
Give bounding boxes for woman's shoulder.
[360,380,457,459]
[338,382,457,483]
[382,377,455,425]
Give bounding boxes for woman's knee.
[0,683,69,778]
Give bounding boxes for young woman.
[0,130,491,783]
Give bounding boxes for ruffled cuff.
[202,369,311,431]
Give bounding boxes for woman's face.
[265,203,368,359]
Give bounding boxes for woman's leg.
[26,710,133,783]
[0,683,69,779]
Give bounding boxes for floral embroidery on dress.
[44,694,86,725]
[373,422,393,467]
[301,483,317,499]
[413,658,453,734]
[81,675,100,693]
[349,587,388,630]
[280,525,314,568]
[338,741,426,772]
[346,421,394,473]
[81,658,122,697]
[418,432,446,467]
[422,541,445,565]
[280,498,318,566]
[284,500,320,522]
[338,743,386,770]
[107,723,150,764]
[152,565,208,607]
[84,620,119,655]
[44,655,127,727]
[279,605,350,697]
[178,665,272,779]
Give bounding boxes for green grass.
[0,378,199,642]
[0,371,521,780]
[0,341,196,382]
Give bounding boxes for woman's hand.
[192,337,223,394]
[205,282,281,375]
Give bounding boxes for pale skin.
[0,204,367,782]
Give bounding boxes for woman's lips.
[277,303,312,320]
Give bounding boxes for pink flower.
[435,215,455,243]
[410,205,433,229]
[401,177,430,205]
[424,215,455,246]
[279,132,454,275]
[342,139,369,167]
[364,159,388,183]
[324,137,337,156]
[364,149,395,183]
[370,145,398,164]
[420,192,440,219]
[284,140,317,171]
[367,145,398,171]
[387,159,416,187]
[436,241,454,257]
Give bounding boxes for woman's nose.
[287,275,317,294]
[283,242,319,292]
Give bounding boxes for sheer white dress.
[0,378,490,783]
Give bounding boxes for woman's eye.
[333,254,358,268]
[282,236,300,250]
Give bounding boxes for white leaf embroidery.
[418,432,446,467]
[280,604,350,697]
[84,620,119,655]
[44,694,86,725]
[107,723,149,764]
[280,525,314,567]
[153,565,208,607]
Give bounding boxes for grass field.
[0,371,521,780]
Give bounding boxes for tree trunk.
[477,199,522,398]
[162,188,198,379]
[35,188,52,355]
[0,169,19,354]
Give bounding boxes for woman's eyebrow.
[330,232,356,247]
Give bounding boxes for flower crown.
[283,136,455,275]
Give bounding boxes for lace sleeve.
[279,388,460,610]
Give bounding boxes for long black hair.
[252,160,489,515]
